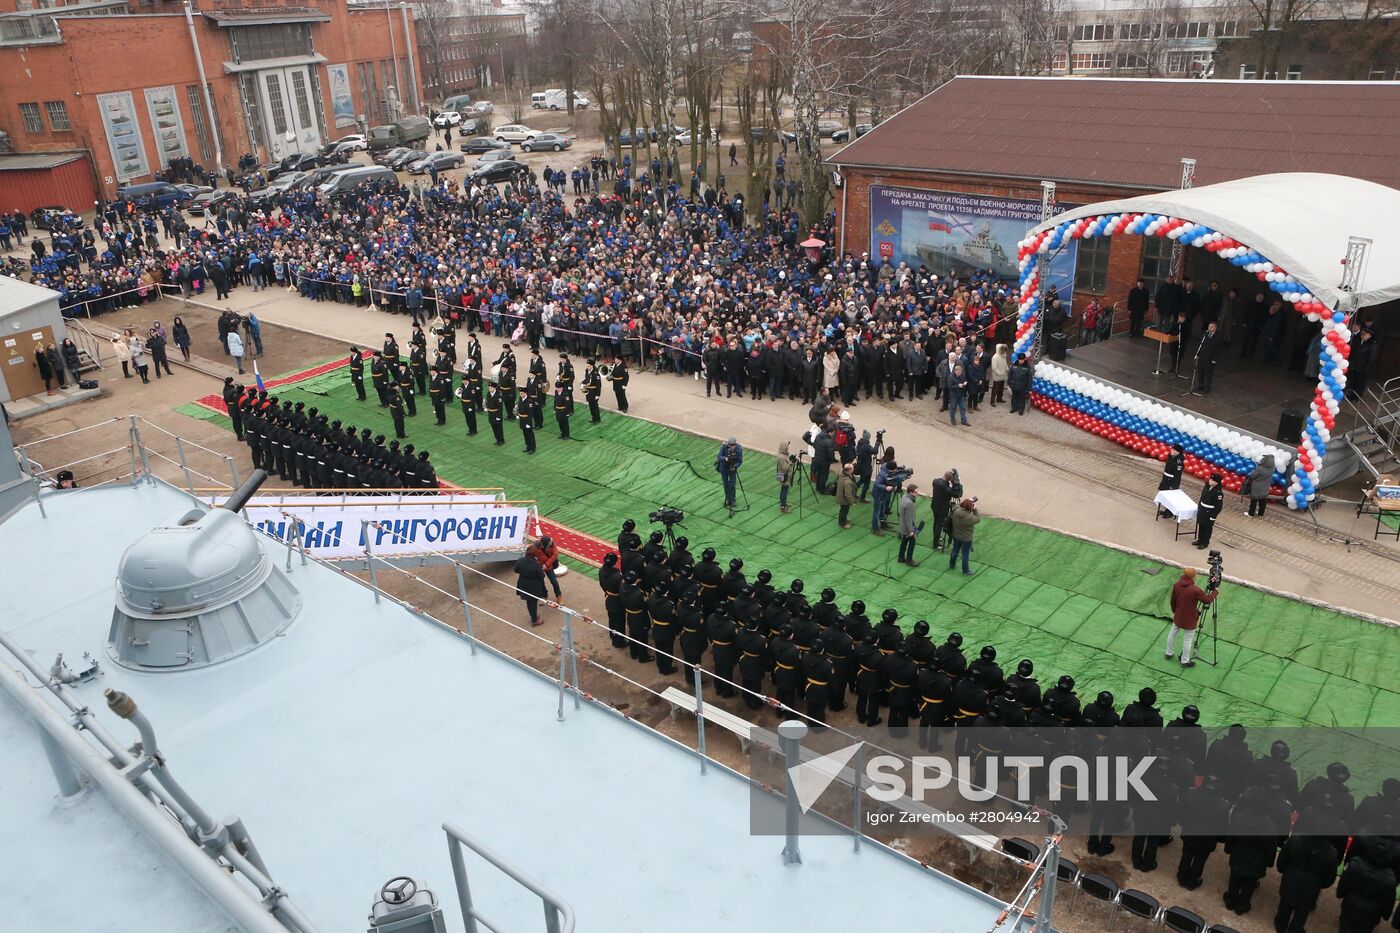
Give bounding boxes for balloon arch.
[1014,214,1351,510]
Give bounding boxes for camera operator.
[775,441,797,514]
[897,483,922,565]
[809,425,836,494]
[1165,565,1218,669]
[929,469,963,552]
[715,436,743,509]
[948,497,980,575]
[854,430,875,502]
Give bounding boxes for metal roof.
[0,151,87,172]
[203,6,330,25]
[0,274,60,319]
[0,481,1023,933]
[829,76,1400,190]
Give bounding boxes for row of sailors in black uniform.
[348,341,621,447]
[225,382,440,490]
[594,523,1400,927]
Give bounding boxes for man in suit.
[1194,321,1221,393]
[1194,473,1225,550]
[1127,279,1150,337]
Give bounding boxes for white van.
[530,92,548,109]
[318,165,398,197]
[542,89,589,111]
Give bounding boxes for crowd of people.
[574,524,1400,932]
[6,153,1033,408]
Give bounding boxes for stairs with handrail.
[1346,375,1400,481]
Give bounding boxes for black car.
[460,137,508,155]
[374,146,411,166]
[467,160,527,185]
[29,206,85,231]
[390,149,428,171]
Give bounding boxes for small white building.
[0,276,67,404]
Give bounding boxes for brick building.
[0,0,423,204]
[415,2,526,102]
[828,76,1400,324]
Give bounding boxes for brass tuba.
[597,362,614,379]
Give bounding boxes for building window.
[1216,19,1240,37]
[18,102,43,134]
[230,23,311,64]
[1051,51,1068,71]
[1141,236,1173,292]
[1075,236,1111,294]
[265,72,288,135]
[1073,23,1112,41]
[1286,65,1302,80]
[1071,52,1113,70]
[1187,21,1210,38]
[291,70,313,129]
[1119,23,1159,41]
[1051,24,1070,41]
[1166,51,1212,74]
[43,100,70,131]
[187,85,214,162]
[1240,64,1257,79]
[1115,52,1147,70]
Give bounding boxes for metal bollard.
[452,562,478,655]
[363,520,379,603]
[778,719,808,866]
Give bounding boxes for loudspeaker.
[1276,409,1303,446]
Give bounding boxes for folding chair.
[1001,837,1039,863]
[1161,905,1206,933]
[1055,856,1081,911]
[1114,888,1160,930]
[1077,872,1120,926]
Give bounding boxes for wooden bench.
[660,687,999,857]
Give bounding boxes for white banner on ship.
[205,494,532,558]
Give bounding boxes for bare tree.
[416,0,459,99]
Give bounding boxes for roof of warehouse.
[829,76,1400,190]
[0,152,87,171]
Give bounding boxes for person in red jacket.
[1166,567,1217,668]
[526,535,562,599]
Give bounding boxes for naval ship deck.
[0,480,1022,932]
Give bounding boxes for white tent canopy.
[1031,173,1400,311]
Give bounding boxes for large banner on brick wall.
[869,185,1079,296]
[96,91,148,183]
[143,86,189,168]
[326,63,356,128]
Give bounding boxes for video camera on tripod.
[649,507,685,528]
[1205,549,1223,590]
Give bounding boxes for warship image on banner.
[915,222,1018,280]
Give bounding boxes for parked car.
[176,183,213,198]
[389,149,429,171]
[467,160,528,184]
[408,151,464,174]
[186,189,237,216]
[749,126,778,142]
[319,165,400,197]
[521,133,571,153]
[441,94,473,113]
[471,101,494,115]
[321,134,367,155]
[433,110,462,128]
[460,136,509,155]
[542,89,589,110]
[29,206,84,231]
[373,146,411,166]
[459,117,481,136]
[248,171,308,200]
[817,119,843,138]
[493,124,538,144]
[831,123,874,143]
[673,128,718,146]
[477,148,516,164]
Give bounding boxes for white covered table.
[1154,489,1197,541]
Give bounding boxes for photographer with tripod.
[715,437,743,511]
[1165,563,1219,669]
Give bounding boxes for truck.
[367,115,432,151]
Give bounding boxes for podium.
[1144,328,1178,376]
[1154,489,1197,541]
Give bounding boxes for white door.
[260,66,321,161]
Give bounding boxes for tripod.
[659,521,682,551]
[1193,593,1220,667]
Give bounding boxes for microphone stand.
[1181,334,1206,397]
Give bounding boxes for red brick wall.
[0,1,423,197]
[836,167,1149,321]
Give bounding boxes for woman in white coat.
[226,330,246,375]
[111,331,133,378]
